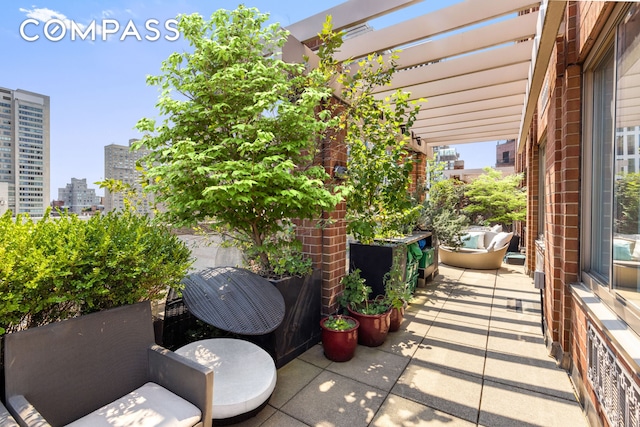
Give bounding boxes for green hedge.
[0,209,192,335]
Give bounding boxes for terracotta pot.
[347,304,391,347]
[389,306,405,332]
[320,316,359,362]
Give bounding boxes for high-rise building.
[57,178,101,214]
[0,87,50,216]
[104,139,153,214]
[432,145,462,170]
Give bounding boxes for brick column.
[542,3,581,367]
[296,97,347,316]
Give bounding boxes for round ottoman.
[175,338,276,424]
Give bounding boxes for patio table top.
[181,266,285,335]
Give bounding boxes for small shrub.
[0,209,192,335]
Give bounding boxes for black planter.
[349,242,407,298]
[249,269,322,368]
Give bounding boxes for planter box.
[350,242,406,298]
[350,232,434,298]
[249,269,322,368]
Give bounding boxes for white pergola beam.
[336,0,541,61]
[425,131,519,145]
[285,0,424,43]
[414,114,523,134]
[374,40,534,93]
[380,11,539,70]
[415,94,524,120]
[415,105,524,127]
[404,81,527,110]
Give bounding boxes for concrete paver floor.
[232,263,589,427]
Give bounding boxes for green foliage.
[323,315,357,331]
[133,7,346,276]
[463,168,526,229]
[421,160,469,248]
[383,251,412,310]
[338,269,369,310]
[615,172,640,234]
[317,21,424,244]
[0,209,192,335]
[338,269,388,314]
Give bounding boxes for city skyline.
[0,1,498,201]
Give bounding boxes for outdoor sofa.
[440,228,513,270]
[3,301,213,427]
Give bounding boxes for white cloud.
[101,9,114,18]
[18,7,79,29]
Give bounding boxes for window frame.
[581,2,640,333]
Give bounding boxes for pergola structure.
[285,0,567,151]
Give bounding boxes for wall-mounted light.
[333,165,348,180]
[415,136,421,146]
[400,124,407,135]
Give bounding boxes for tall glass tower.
[0,87,50,216]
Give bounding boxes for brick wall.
[296,97,348,315]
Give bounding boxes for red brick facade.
[521,3,639,426]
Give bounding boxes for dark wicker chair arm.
[148,344,214,427]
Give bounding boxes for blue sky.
[0,1,497,199]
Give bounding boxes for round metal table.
[180,266,285,335]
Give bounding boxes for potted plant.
[133,7,347,366]
[316,25,425,297]
[338,269,391,347]
[383,252,414,332]
[319,315,359,362]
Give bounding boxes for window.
[584,4,640,309]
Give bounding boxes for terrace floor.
[233,264,589,427]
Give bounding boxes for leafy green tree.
[420,160,468,248]
[463,167,526,229]
[615,172,640,234]
[316,26,423,244]
[134,7,346,275]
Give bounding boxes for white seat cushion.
[65,382,201,427]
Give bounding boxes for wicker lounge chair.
[440,231,513,270]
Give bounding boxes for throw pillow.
[633,240,640,260]
[613,238,634,261]
[462,233,481,249]
[486,232,512,252]
[490,224,503,233]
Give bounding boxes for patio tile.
[270,358,323,408]
[377,327,424,358]
[435,304,491,327]
[400,313,435,337]
[233,405,278,427]
[486,326,550,361]
[416,336,487,378]
[392,362,483,423]
[425,318,489,349]
[281,370,386,427]
[259,410,310,427]
[372,394,475,427]
[298,344,332,369]
[326,345,410,391]
[483,349,577,400]
[488,311,543,335]
[441,298,494,316]
[478,380,588,427]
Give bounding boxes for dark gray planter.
[253,269,322,368]
[349,242,407,298]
